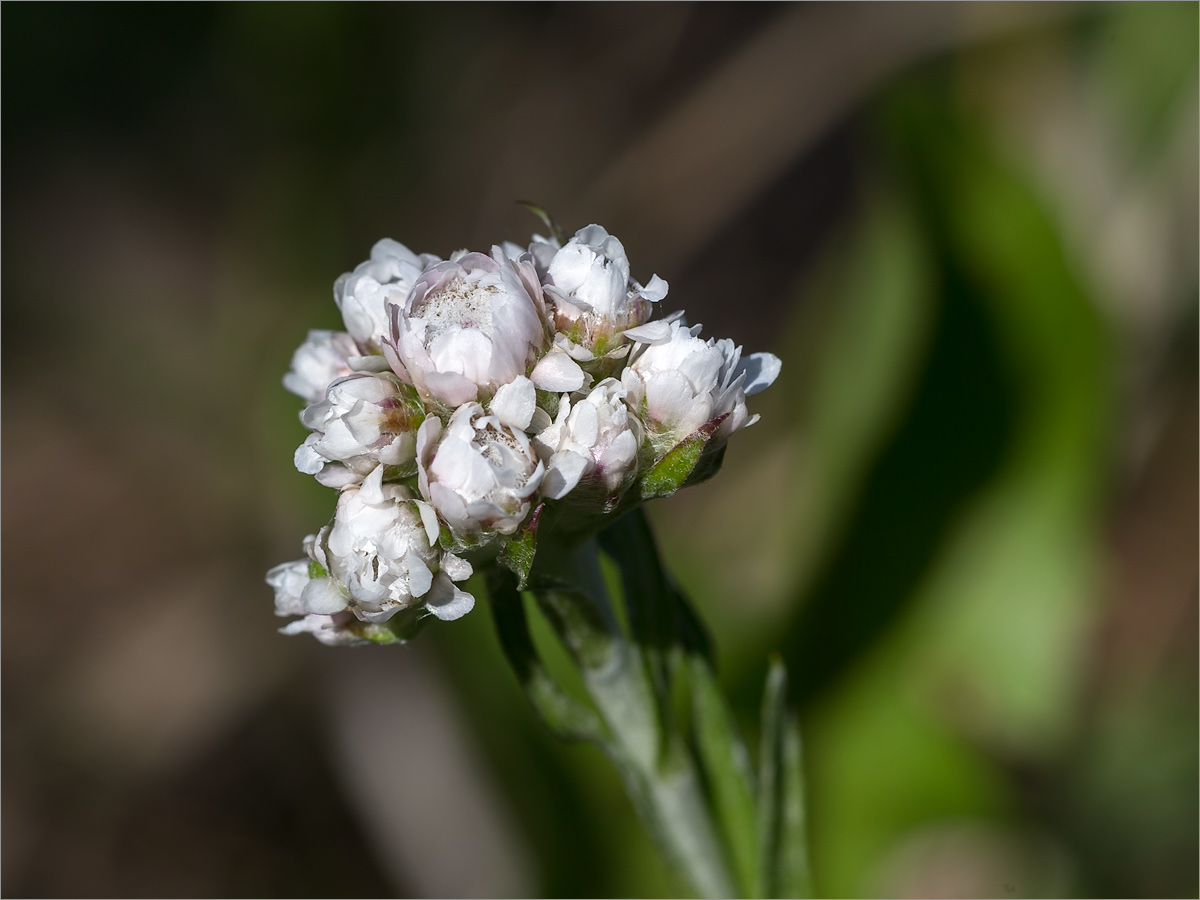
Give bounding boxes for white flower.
[302,467,474,623]
[283,330,360,404]
[418,401,545,539]
[541,224,669,359]
[534,378,642,500]
[335,239,441,353]
[266,547,368,646]
[622,319,781,452]
[294,372,425,489]
[385,248,557,407]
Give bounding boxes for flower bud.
[294,372,425,488]
[534,378,641,500]
[622,319,781,453]
[335,239,440,353]
[283,330,360,404]
[542,225,668,359]
[386,249,549,407]
[418,401,545,540]
[302,467,474,624]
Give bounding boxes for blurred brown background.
[3,3,1196,897]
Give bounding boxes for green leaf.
[777,712,812,899]
[756,656,812,898]
[691,656,760,898]
[307,559,328,580]
[516,201,567,245]
[486,568,604,742]
[497,504,543,589]
[640,414,728,500]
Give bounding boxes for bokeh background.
[3,3,1196,897]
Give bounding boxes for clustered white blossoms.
[268,222,780,645]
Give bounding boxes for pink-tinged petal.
[425,371,479,406]
[347,354,392,373]
[530,350,585,392]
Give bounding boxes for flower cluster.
[268,222,780,645]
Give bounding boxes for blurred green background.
[3,3,1196,897]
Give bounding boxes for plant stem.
[533,538,735,898]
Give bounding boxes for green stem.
[532,539,735,899]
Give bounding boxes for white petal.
[314,464,360,489]
[415,500,441,546]
[294,436,326,475]
[530,349,585,392]
[541,450,589,500]
[301,577,348,615]
[424,573,476,621]
[736,352,782,396]
[406,551,434,598]
[347,354,392,372]
[638,274,669,303]
[441,553,473,582]
[622,321,673,344]
[489,376,536,431]
[266,560,310,617]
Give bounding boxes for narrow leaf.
[640,414,728,500]
[487,569,604,742]
[757,656,788,898]
[691,656,760,898]
[777,712,812,899]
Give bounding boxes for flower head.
[540,225,668,361]
[294,372,425,488]
[534,378,641,501]
[622,320,781,453]
[301,467,474,624]
[385,248,548,407]
[283,330,360,405]
[418,399,545,540]
[335,239,440,353]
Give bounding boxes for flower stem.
[528,538,736,898]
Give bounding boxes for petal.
[441,553,473,582]
[541,449,588,500]
[622,321,673,344]
[266,560,310,617]
[489,375,536,431]
[424,573,476,621]
[637,274,669,303]
[302,577,348,615]
[530,349,585,392]
[424,370,480,406]
[405,551,434,598]
[294,436,325,475]
[415,500,441,547]
[735,352,782,396]
[314,464,360,489]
